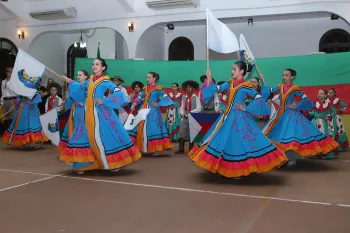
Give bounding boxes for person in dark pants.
[37,86,48,115]
[0,67,17,136]
[175,80,201,154]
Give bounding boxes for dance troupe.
[1,58,348,177]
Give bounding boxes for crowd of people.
[0,58,348,178]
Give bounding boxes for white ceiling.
[0,5,14,20]
[160,11,332,28]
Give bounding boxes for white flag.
[239,34,256,78]
[270,94,280,119]
[206,7,239,54]
[240,34,255,63]
[124,108,150,131]
[8,49,46,98]
[40,108,60,146]
[188,113,202,143]
[118,108,129,125]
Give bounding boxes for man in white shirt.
[0,67,18,123]
[198,75,220,114]
[111,75,128,98]
[45,84,63,113]
[111,76,129,122]
[175,80,201,154]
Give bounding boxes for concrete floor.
[0,144,349,233]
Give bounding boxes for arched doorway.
[0,38,17,79]
[319,29,350,53]
[168,37,194,61]
[67,43,88,79]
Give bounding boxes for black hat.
[132,81,144,89]
[182,80,199,89]
[200,75,216,84]
[111,75,124,83]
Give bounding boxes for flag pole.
[255,63,266,85]
[46,67,72,84]
[206,7,209,70]
[46,67,62,79]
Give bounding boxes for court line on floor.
[1,168,349,208]
[0,169,54,176]
[60,175,350,208]
[0,175,62,192]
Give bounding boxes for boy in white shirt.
[198,75,220,114]
[175,80,201,154]
[45,84,63,113]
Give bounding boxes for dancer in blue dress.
[2,70,43,148]
[57,70,89,153]
[261,69,338,165]
[59,58,141,173]
[57,96,74,152]
[189,61,287,178]
[129,72,174,154]
[165,83,182,142]
[246,77,271,129]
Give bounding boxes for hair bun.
[286,68,297,76]
[247,64,253,73]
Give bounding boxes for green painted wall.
[75,52,350,87]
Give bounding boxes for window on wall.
[67,44,88,79]
[0,38,18,79]
[319,29,350,53]
[168,37,194,61]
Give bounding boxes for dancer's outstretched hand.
[236,103,246,111]
[94,98,103,105]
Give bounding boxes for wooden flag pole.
[45,67,72,83]
[206,47,210,70]
[46,67,62,79]
[254,63,267,85]
[206,7,210,71]
[0,106,16,118]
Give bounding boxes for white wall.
[115,31,128,59]
[136,26,165,60]
[85,28,116,59]
[27,28,123,84]
[164,17,350,60]
[29,32,66,86]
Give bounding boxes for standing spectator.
[0,67,17,135]
[45,84,63,113]
[46,77,63,98]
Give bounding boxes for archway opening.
[319,29,350,53]
[0,38,17,79]
[168,37,194,61]
[67,43,88,79]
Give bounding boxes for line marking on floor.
[60,175,350,208]
[341,160,350,163]
[0,175,61,192]
[1,168,349,208]
[0,169,54,176]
